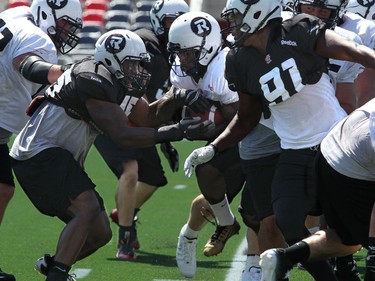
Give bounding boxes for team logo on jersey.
[280,40,297,47]
[191,17,212,37]
[105,34,126,54]
[265,54,272,64]
[358,0,375,7]
[47,0,68,9]
[152,0,164,13]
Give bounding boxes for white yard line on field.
[225,237,247,281]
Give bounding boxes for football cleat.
[242,266,262,281]
[0,268,15,281]
[116,242,136,260]
[259,249,292,281]
[35,254,53,275]
[110,208,140,250]
[67,273,77,281]
[176,224,197,278]
[203,219,240,257]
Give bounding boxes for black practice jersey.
[225,14,329,106]
[45,58,126,122]
[135,28,171,102]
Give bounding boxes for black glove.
[160,142,179,172]
[184,120,215,140]
[174,88,211,114]
[155,117,214,143]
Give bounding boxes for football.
[181,104,225,127]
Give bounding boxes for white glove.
[184,144,216,177]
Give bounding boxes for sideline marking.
[224,237,247,281]
[173,184,188,190]
[71,268,92,278]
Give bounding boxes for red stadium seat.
[83,9,106,25]
[84,0,108,12]
[7,0,30,8]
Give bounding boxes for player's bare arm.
[86,98,158,148]
[316,29,375,69]
[212,93,263,153]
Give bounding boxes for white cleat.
[176,224,197,278]
[260,249,291,281]
[242,266,262,281]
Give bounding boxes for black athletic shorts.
[0,144,14,186]
[239,153,280,220]
[207,145,245,202]
[316,151,375,248]
[11,147,104,223]
[94,134,167,187]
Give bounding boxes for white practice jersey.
[329,26,363,84]
[0,6,57,134]
[170,47,239,105]
[321,98,375,180]
[341,12,375,49]
[270,73,347,149]
[10,102,98,167]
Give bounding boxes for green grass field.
[0,140,367,281]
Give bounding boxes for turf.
[0,140,367,280]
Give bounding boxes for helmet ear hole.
[42,11,47,20]
[254,11,261,19]
[105,58,112,66]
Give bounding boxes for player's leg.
[0,130,15,224]
[12,147,111,280]
[197,147,244,257]
[272,149,338,280]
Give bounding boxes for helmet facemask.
[295,0,343,28]
[117,55,151,96]
[52,15,82,54]
[221,8,251,48]
[221,0,281,47]
[31,0,83,54]
[168,41,208,77]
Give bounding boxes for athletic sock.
[46,261,71,281]
[119,225,134,244]
[209,195,235,226]
[284,241,310,264]
[184,224,199,239]
[245,254,260,268]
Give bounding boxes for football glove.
[155,117,214,143]
[160,142,179,172]
[184,144,216,177]
[174,88,211,114]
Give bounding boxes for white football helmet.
[94,30,151,93]
[294,0,344,27]
[345,0,375,20]
[221,0,282,39]
[30,0,83,54]
[168,11,221,77]
[150,0,190,37]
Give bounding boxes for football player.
[95,0,193,260]
[169,11,285,280]
[293,1,375,278]
[343,0,375,108]
[0,0,82,279]
[261,99,375,281]
[185,0,375,279]
[10,29,213,281]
